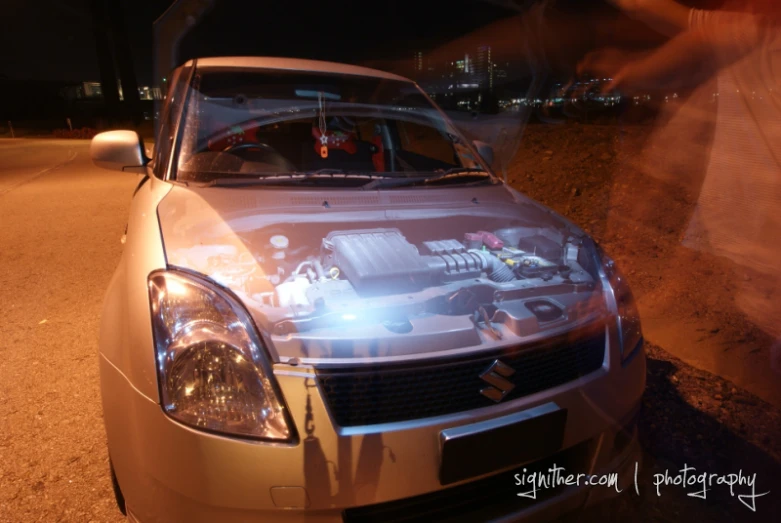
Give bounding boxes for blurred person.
[580,0,781,373]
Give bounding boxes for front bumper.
[102,334,645,523]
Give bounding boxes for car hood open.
[157,184,607,365]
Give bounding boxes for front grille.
[342,438,595,523]
[318,324,606,427]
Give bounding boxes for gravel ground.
[564,341,781,522]
[0,132,779,522]
[509,121,781,521]
[507,121,781,407]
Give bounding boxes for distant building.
[82,81,102,98]
[60,84,85,100]
[475,45,493,91]
[81,81,163,101]
[139,86,163,101]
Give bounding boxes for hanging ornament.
[318,92,329,158]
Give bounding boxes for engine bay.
[170,222,604,340]
[268,227,577,305]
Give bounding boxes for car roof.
[189,57,413,83]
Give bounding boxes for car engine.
[237,225,592,314]
[167,222,604,338]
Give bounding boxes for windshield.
[175,67,491,184]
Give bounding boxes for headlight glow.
[597,246,643,362]
[148,270,292,441]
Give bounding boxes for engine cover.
[421,240,485,280]
[325,229,436,296]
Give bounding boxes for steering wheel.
[221,141,297,172]
[223,141,279,155]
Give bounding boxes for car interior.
[179,114,462,179]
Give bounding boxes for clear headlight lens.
[598,247,643,362]
[148,270,291,440]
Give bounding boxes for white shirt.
[683,9,781,275]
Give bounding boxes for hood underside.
[157,184,607,365]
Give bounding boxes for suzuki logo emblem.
[479,360,516,402]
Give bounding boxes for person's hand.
[602,65,634,94]
[577,47,640,80]
[577,47,646,94]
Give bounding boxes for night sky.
[1,0,719,87]
[177,0,510,66]
[0,0,518,86]
[0,0,168,84]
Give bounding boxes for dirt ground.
[511,121,781,521]
[508,120,781,407]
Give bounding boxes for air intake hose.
[473,250,515,283]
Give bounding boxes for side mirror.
[91,130,149,173]
[473,140,494,167]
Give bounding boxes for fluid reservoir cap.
[270,235,289,249]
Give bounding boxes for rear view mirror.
[91,130,149,173]
[473,140,494,167]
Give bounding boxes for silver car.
[94,57,645,523]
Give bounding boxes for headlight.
[597,247,643,363]
[148,270,292,440]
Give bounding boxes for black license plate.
[439,403,567,485]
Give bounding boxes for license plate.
[439,403,567,485]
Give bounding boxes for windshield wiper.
[362,170,495,190]
[436,167,489,175]
[303,168,348,175]
[196,172,397,188]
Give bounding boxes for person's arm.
[608,12,765,92]
[607,29,716,91]
[689,9,767,67]
[606,0,692,37]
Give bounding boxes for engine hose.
[285,260,312,283]
[489,260,516,282]
[476,251,516,283]
[313,260,326,281]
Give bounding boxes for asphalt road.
[0,139,137,522]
